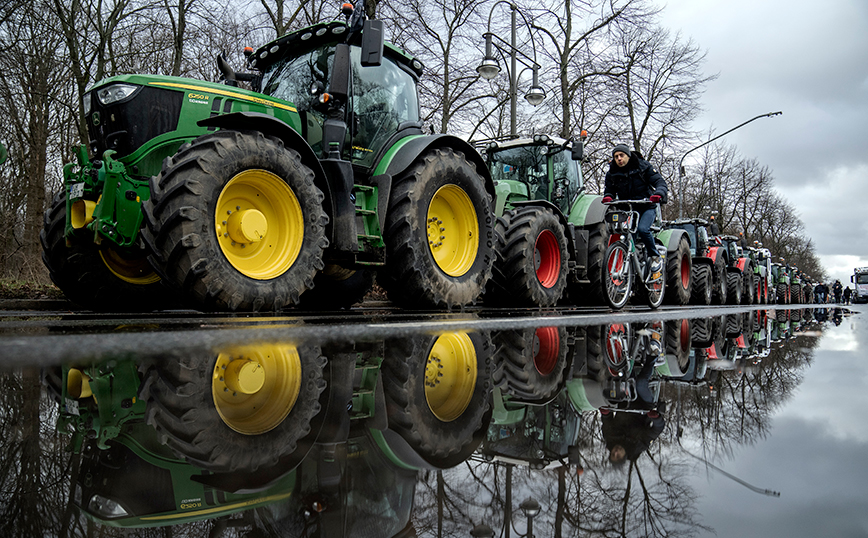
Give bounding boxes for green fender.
[374,134,495,196]
[655,227,690,254]
[567,192,606,227]
[565,378,606,412]
[0,142,6,165]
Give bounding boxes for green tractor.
[661,218,716,305]
[770,260,791,304]
[41,5,495,312]
[744,242,773,303]
[478,134,690,307]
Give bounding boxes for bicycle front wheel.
[603,241,633,309]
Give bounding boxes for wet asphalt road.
[0,298,810,367]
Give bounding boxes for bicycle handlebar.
[602,199,655,205]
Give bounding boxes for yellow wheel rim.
[215,169,303,280]
[212,345,301,435]
[424,332,477,422]
[426,185,479,277]
[100,248,161,285]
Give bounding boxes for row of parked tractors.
[35,7,811,312]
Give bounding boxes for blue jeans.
[635,206,659,258]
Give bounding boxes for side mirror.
[360,19,384,67]
[571,139,584,161]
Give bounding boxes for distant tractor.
[770,261,791,304]
[661,218,715,305]
[745,242,772,303]
[42,6,495,312]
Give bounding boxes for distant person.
[843,286,852,305]
[832,280,843,303]
[708,215,720,235]
[602,144,668,275]
[814,282,826,303]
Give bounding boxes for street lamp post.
[477,2,545,137]
[677,111,782,218]
[519,497,541,537]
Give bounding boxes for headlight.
[88,494,130,518]
[95,84,139,106]
[82,92,92,117]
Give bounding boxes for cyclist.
[602,143,668,277]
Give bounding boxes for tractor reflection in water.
[47,330,493,536]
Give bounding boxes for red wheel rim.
[533,327,560,375]
[679,319,690,350]
[608,248,626,285]
[534,229,562,288]
[680,254,690,288]
[606,324,627,367]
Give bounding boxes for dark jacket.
[603,151,668,203]
[602,411,665,462]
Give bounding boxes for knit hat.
[612,144,631,158]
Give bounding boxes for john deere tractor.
[41,5,495,312]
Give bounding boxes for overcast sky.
[657,0,868,285]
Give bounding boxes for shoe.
[645,256,663,282]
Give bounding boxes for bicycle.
[601,199,666,309]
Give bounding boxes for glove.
[649,194,662,203]
[602,196,613,203]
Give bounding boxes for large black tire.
[567,222,608,306]
[726,271,742,305]
[142,130,328,312]
[742,265,755,305]
[379,148,494,309]
[381,332,493,462]
[776,282,789,304]
[492,327,569,402]
[664,236,691,305]
[490,207,568,307]
[483,214,511,306]
[711,254,728,305]
[139,344,326,473]
[691,317,713,348]
[40,191,174,312]
[664,319,691,377]
[602,241,633,309]
[690,264,713,305]
[791,283,803,304]
[298,266,374,310]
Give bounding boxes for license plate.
[69,183,84,199]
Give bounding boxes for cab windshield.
[856,274,868,284]
[489,145,581,213]
[260,43,419,167]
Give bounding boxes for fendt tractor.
[770,260,791,304]
[714,234,755,305]
[744,242,772,303]
[661,218,716,305]
[478,134,691,307]
[42,4,495,312]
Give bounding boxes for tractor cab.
[482,134,585,215]
[249,18,424,168]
